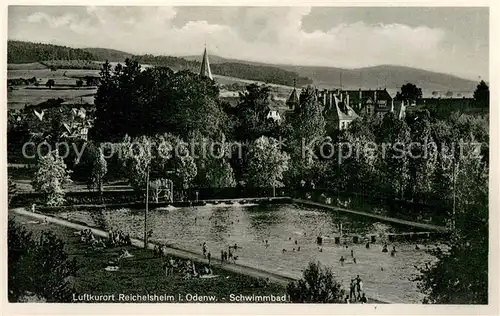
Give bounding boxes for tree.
[89,146,108,196]
[118,135,152,192]
[32,150,73,206]
[407,113,437,201]
[415,155,488,303]
[85,76,99,87]
[91,61,225,141]
[8,177,18,206]
[397,83,422,102]
[75,79,83,88]
[45,79,55,89]
[8,219,78,302]
[235,84,275,141]
[287,261,344,303]
[245,136,290,191]
[377,113,411,199]
[432,91,439,97]
[174,154,197,198]
[288,85,326,141]
[336,117,378,194]
[188,132,237,188]
[285,86,326,185]
[203,159,236,188]
[473,80,489,108]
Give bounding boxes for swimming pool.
[53,203,437,303]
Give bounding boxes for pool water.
[54,203,437,303]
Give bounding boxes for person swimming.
[382,243,388,253]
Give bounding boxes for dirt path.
[293,199,449,232]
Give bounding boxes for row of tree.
[8,40,95,63]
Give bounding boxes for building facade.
[285,87,407,133]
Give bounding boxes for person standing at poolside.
[349,279,355,301]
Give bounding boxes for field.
[8,62,48,70]
[8,87,97,110]
[7,62,296,110]
[8,64,100,109]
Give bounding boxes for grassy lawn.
[10,213,287,303]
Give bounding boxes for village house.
[342,88,407,119]
[284,86,409,133]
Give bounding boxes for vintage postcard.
[3,1,498,315]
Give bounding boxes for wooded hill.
[8,41,312,87]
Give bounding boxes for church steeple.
[200,46,213,80]
[287,79,299,110]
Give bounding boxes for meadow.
[8,87,97,110]
[8,63,99,109]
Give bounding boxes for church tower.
[200,46,213,80]
[286,79,299,110]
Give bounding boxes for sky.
[8,6,489,80]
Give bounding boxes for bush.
[8,219,78,302]
[286,261,344,303]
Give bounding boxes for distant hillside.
[8,40,478,92]
[82,47,133,61]
[184,54,478,93]
[282,64,478,92]
[7,40,95,63]
[8,41,312,87]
